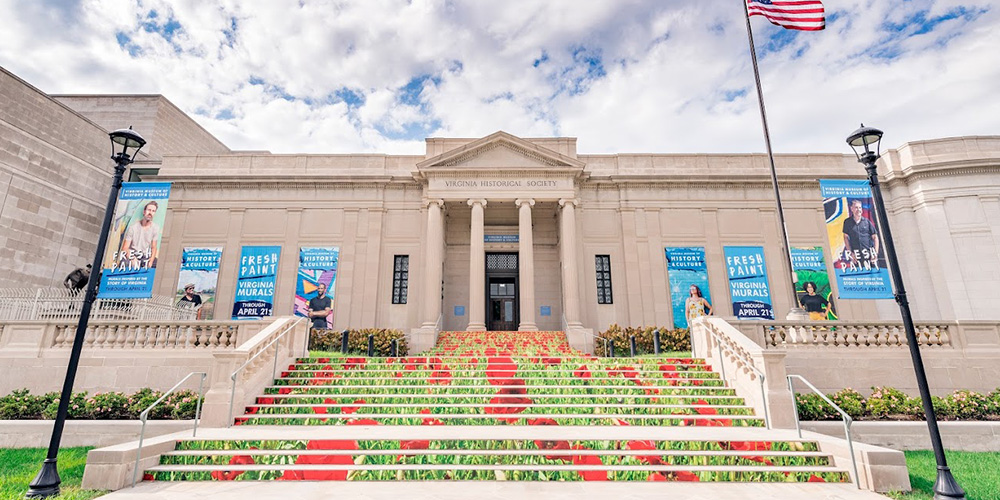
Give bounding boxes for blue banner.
[99,182,172,299]
[175,247,222,320]
[232,245,281,320]
[724,246,774,320]
[819,179,894,299]
[665,247,714,329]
[294,247,339,327]
[791,247,837,320]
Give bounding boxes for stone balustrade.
[50,322,241,349]
[729,320,1000,351]
[0,288,196,322]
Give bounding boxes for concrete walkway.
[103,481,890,500]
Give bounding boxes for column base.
[517,322,538,332]
[465,323,486,332]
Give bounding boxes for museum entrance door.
[486,253,519,331]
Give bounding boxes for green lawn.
[887,451,1000,500]
[0,448,104,500]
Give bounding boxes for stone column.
[559,199,583,329]
[467,199,487,331]
[516,198,538,331]
[421,199,445,329]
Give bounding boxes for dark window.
[392,255,409,304]
[595,255,613,304]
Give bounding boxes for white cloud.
[0,0,996,154]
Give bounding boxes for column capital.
[467,199,488,208]
[515,198,535,208]
[558,198,579,208]
[423,199,445,209]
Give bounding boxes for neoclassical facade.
[2,64,997,351]
[148,131,1000,351]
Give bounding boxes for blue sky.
[0,0,997,154]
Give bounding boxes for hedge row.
[594,324,691,356]
[0,388,203,420]
[309,328,409,356]
[796,386,1000,421]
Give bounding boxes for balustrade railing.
[0,288,196,322]
[49,321,242,349]
[753,321,954,348]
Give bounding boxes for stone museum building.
[5,65,1000,495]
[3,65,1000,353]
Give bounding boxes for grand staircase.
[141,331,850,483]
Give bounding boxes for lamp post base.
[934,466,966,499]
[785,307,809,321]
[25,458,60,498]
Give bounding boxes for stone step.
[245,403,753,411]
[233,413,763,425]
[163,449,829,459]
[264,384,733,391]
[255,393,744,402]
[270,378,725,387]
[143,463,849,483]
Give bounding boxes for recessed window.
[392,255,409,304]
[595,255,613,304]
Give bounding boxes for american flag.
[746,0,826,31]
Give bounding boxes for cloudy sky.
[0,0,996,155]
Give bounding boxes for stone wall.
[53,95,230,161]
[0,67,112,289]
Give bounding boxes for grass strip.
[0,447,103,500]
[886,450,1000,500]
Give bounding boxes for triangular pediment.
[417,131,584,171]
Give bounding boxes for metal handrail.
[706,329,770,429]
[787,374,861,489]
[131,371,206,487]
[582,329,612,357]
[227,317,307,426]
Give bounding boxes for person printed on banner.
[178,283,204,319]
[798,281,830,321]
[685,285,713,324]
[120,200,161,270]
[308,283,332,330]
[842,199,881,270]
[63,264,91,294]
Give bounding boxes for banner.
[294,247,339,328]
[791,247,837,320]
[723,246,775,320]
[664,247,714,329]
[819,179,893,299]
[232,245,281,320]
[99,182,171,298]
[175,247,222,320]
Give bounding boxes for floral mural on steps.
[144,331,846,483]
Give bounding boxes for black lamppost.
[26,128,146,499]
[846,125,964,500]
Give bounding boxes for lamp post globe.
[25,127,145,499]
[844,125,964,500]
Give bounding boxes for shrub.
[166,389,202,420]
[795,393,839,421]
[43,392,91,419]
[309,328,408,356]
[0,388,202,421]
[830,388,866,419]
[595,324,690,356]
[866,386,918,418]
[87,392,132,420]
[0,389,52,419]
[948,390,989,420]
[987,389,1000,415]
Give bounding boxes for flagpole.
[741,0,808,320]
